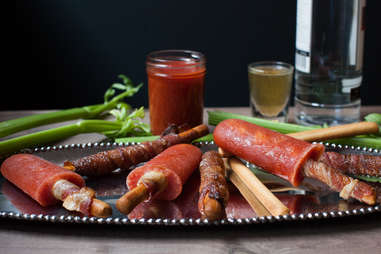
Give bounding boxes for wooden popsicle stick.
[178,124,209,140]
[116,171,168,215]
[260,180,304,192]
[221,150,288,216]
[228,158,289,216]
[218,147,233,158]
[268,186,303,193]
[228,168,271,217]
[287,121,379,142]
[116,184,149,215]
[90,199,113,218]
[63,162,75,171]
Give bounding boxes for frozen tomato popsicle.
[1,154,112,217]
[116,144,202,215]
[214,119,376,205]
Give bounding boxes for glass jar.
[146,50,206,135]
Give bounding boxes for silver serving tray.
[0,141,380,226]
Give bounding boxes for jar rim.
[147,49,206,69]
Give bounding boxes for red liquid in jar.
[147,55,205,135]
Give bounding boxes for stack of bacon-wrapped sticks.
[1,120,380,220]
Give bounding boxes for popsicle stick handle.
[91,199,113,218]
[116,171,168,215]
[63,162,76,171]
[116,184,149,215]
[228,158,289,216]
[178,124,209,140]
[218,147,233,158]
[287,121,379,142]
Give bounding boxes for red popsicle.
[117,144,202,215]
[214,119,324,186]
[1,154,85,206]
[1,154,112,217]
[214,119,376,205]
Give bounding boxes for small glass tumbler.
[248,61,294,122]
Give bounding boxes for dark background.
[8,0,380,111]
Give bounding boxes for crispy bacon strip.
[52,180,110,217]
[198,151,229,220]
[320,152,381,177]
[62,187,95,216]
[52,179,81,200]
[303,160,376,205]
[64,124,209,176]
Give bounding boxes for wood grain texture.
[1,214,380,254]
[0,107,380,254]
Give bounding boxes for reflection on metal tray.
[0,141,379,226]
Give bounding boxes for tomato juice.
[146,50,206,135]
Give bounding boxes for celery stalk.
[0,120,122,155]
[208,110,318,133]
[0,104,108,138]
[353,175,381,183]
[115,133,214,144]
[0,74,141,138]
[115,136,160,143]
[193,133,214,143]
[0,107,151,156]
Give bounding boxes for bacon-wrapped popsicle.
[198,151,229,220]
[214,119,376,205]
[116,144,202,215]
[1,154,112,217]
[320,152,381,177]
[64,124,208,176]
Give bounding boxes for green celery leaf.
[111,83,128,90]
[104,106,151,138]
[104,88,115,103]
[118,74,133,85]
[364,113,381,125]
[353,175,381,183]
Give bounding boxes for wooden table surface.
[0,107,380,254]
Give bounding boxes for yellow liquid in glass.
[248,66,292,117]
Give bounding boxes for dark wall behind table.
[8,0,380,110]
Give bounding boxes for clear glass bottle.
[294,0,366,126]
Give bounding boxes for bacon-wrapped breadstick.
[198,151,229,220]
[116,144,202,215]
[320,152,381,177]
[64,124,208,176]
[1,154,112,217]
[214,119,376,205]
